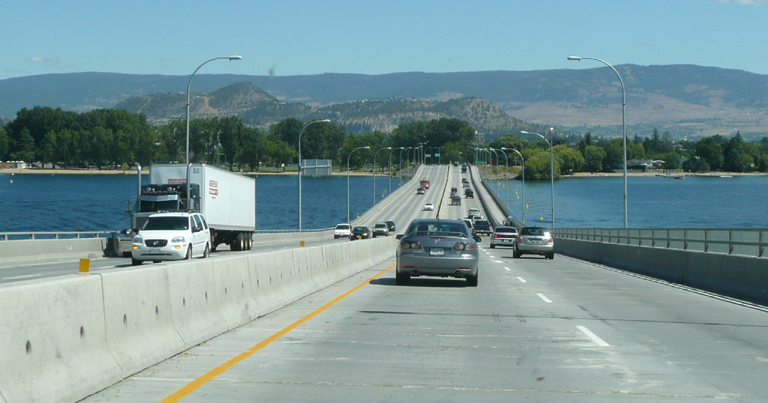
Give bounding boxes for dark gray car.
[395,218,481,286]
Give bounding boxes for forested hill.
[114,82,538,138]
[4,65,768,139]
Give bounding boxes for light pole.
[373,147,391,206]
[298,119,331,231]
[568,55,627,228]
[521,131,554,228]
[186,55,242,166]
[400,147,411,182]
[493,148,509,212]
[390,147,404,194]
[502,147,524,224]
[347,146,370,223]
[489,148,500,180]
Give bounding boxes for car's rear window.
[407,223,468,238]
[496,227,517,233]
[475,220,490,226]
[336,224,350,230]
[521,227,545,236]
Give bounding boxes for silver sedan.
[396,218,481,286]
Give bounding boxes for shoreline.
[2,168,764,178]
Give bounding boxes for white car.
[131,212,211,265]
[424,203,435,211]
[334,223,352,239]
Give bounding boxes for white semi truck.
[128,164,256,252]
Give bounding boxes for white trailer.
[131,164,256,251]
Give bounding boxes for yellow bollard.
[79,258,90,274]
[300,240,305,247]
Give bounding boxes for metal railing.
[553,228,767,259]
[0,231,116,241]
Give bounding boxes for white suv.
[131,212,211,265]
[334,223,352,239]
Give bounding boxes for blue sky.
[2,0,768,80]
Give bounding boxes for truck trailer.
[129,164,256,252]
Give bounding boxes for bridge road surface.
[0,166,444,285]
[73,165,768,402]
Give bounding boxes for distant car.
[334,223,352,239]
[131,212,211,266]
[462,178,469,183]
[514,226,554,259]
[490,226,518,248]
[465,188,474,198]
[385,220,396,232]
[424,203,435,211]
[450,187,458,196]
[416,187,425,195]
[372,222,390,237]
[463,181,470,188]
[473,220,493,236]
[461,219,476,236]
[469,214,483,223]
[395,218,481,286]
[451,195,461,206]
[350,226,372,240]
[467,208,480,218]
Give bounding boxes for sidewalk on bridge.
[469,166,506,228]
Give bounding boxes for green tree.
[12,128,36,162]
[39,130,58,168]
[694,137,723,171]
[524,150,559,180]
[554,144,584,175]
[583,145,606,173]
[0,128,10,160]
[662,152,681,169]
[722,133,751,172]
[683,156,709,172]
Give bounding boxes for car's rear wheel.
[490,243,495,249]
[131,258,142,266]
[395,272,410,285]
[513,248,521,258]
[466,273,478,287]
[185,245,192,260]
[546,253,554,260]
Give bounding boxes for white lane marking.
[504,266,511,271]
[3,274,42,280]
[537,293,552,303]
[517,277,526,283]
[577,326,610,347]
[489,255,496,258]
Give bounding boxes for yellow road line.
[160,263,396,403]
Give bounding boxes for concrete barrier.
[0,275,122,403]
[0,238,106,267]
[0,230,398,403]
[555,237,768,305]
[101,266,185,376]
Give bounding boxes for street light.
[185,55,242,210]
[521,130,554,228]
[502,147,525,224]
[492,148,509,212]
[399,147,411,183]
[390,147,404,194]
[347,146,370,223]
[373,147,391,206]
[568,55,627,228]
[298,119,331,231]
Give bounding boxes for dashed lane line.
[577,326,610,347]
[537,293,552,303]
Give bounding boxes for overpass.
[1,164,768,402]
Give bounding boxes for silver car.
[514,226,554,259]
[490,226,518,248]
[396,219,481,286]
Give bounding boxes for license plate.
[429,248,445,256]
[530,238,541,243]
[150,249,160,254]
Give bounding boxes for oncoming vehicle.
[385,220,396,232]
[131,212,211,266]
[334,223,352,239]
[350,226,372,240]
[420,179,430,189]
[424,203,435,211]
[514,226,554,259]
[490,226,518,248]
[373,222,390,237]
[395,219,481,286]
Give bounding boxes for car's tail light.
[466,243,476,251]
[454,242,465,250]
[548,238,553,243]
[494,234,499,238]
[401,241,421,249]
[518,237,524,242]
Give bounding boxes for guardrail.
[0,231,116,241]
[553,228,767,259]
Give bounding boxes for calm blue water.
[487,175,768,228]
[1,172,766,232]
[0,173,404,232]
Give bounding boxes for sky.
[2,0,768,81]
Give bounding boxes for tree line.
[2,106,766,179]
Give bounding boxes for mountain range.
[2,65,768,140]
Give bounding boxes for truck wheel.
[185,245,192,260]
[203,243,210,258]
[247,234,253,250]
[232,233,242,251]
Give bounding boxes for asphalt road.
[78,165,768,402]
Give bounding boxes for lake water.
[0,172,766,232]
